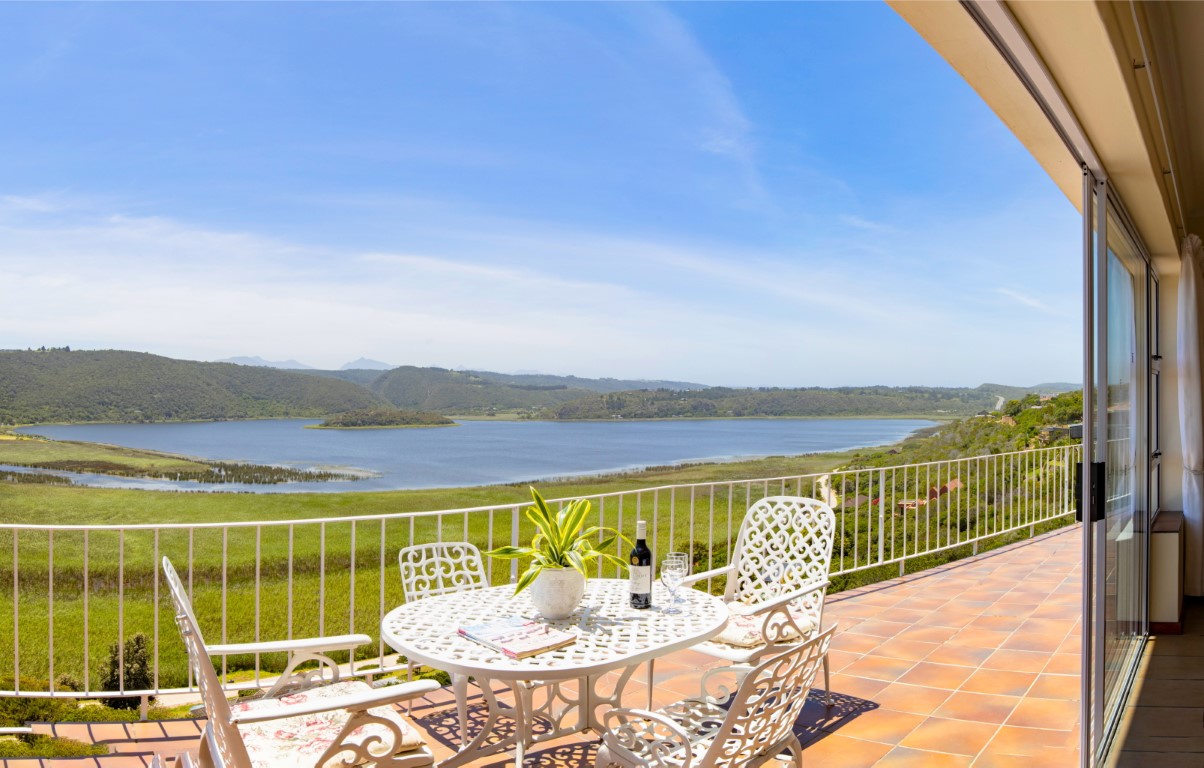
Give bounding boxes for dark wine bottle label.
[630,521,652,609]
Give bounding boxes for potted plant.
[487,487,629,619]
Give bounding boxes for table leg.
[646,659,655,710]
[514,682,532,765]
[585,664,639,732]
[451,673,468,745]
[436,678,518,768]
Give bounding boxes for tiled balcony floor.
[1109,596,1204,766]
[10,526,1081,768]
[403,525,1082,767]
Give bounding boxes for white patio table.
[380,577,728,767]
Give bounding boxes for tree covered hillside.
[844,390,1083,468]
[368,366,594,414]
[541,385,1014,420]
[0,349,387,424]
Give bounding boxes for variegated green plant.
[486,487,630,594]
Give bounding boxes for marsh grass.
[0,445,1074,694]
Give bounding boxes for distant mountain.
[464,370,707,393]
[341,358,393,371]
[219,356,315,370]
[0,349,386,425]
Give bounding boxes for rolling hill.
[0,349,386,425]
[462,370,706,393]
[0,348,1079,425]
[297,366,706,415]
[538,385,1053,420]
[367,366,593,413]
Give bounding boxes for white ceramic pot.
[529,567,586,619]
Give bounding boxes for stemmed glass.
[660,552,690,614]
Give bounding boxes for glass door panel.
[1092,203,1148,752]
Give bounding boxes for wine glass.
[660,552,690,614]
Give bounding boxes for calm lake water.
[15,418,935,493]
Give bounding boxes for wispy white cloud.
[1,194,66,214]
[624,5,765,204]
[839,214,896,234]
[996,287,1049,311]
[0,192,1083,387]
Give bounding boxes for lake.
[15,418,935,493]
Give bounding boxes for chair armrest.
[229,679,441,724]
[600,707,695,768]
[698,664,755,703]
[732,579,830,651]
[680,564,734,587]
[207,633,370,656]
[728,579,830,617]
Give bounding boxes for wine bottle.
[630,520,652,609]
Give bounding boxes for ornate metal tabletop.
[381,578,728,682]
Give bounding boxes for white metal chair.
[682,496,837,705]
[162,556,371,699]
[596,625,836,768]
[397,541,490,715]
[163,556,439,768]
[398,541,489,599]
[396,541,551,738]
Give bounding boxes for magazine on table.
[458,616,577,659]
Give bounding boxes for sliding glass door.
[1085,184,1151,764]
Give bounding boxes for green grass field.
[0,434,1075,695]
[0,433,209,475]
[0,444,869,690]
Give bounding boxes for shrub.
[100,633,154,709]
[0,676,80,727]
[0,735,108,758]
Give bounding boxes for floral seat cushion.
[713,603,818,648]
[232,680,425,768]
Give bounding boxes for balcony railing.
[0,444,1080,701]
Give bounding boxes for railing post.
[510,506,521,583]
[877,469,886,566]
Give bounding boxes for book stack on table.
[458,616,577,659]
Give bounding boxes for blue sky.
[0,2,1080,387]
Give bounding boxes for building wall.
[1159,272,1182,514]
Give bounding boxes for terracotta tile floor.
[400,525,1083,766]
[26,527,1081,767]
[1108,596,1204,766]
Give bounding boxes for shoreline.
[1,418,934,496]
[304,423,458,430]
[8,412,955,429]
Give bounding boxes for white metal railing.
[0,443,1080,700]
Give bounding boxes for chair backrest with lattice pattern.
[703,625,835,766]
[398,542,489,601]
[162,557,253,768]
[727,496,835,607]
